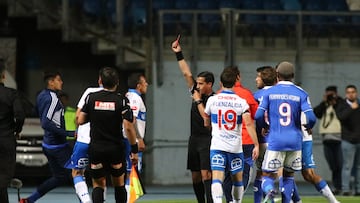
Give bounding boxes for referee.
[0,59,25,203]
[78,67,138,203]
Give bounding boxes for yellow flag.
[129,165,144,203]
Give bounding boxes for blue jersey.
[36,89,68,147]
[255,81,315,151]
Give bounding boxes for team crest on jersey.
[94,101,115,111]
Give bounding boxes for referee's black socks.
[114,186,126,203]
[92,187,104,203]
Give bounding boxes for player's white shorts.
[262,150,302,172]
[76,123,91,144]
[210,150,244,175]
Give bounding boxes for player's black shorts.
[187,136,212,171]
[88,143,126,179]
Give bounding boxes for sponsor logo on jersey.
[94,101,115,111]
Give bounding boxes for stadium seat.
[82,0,102,18]
[263,0,285,35]
[240,0,264,36]
[152,0,176,35]
[197,0,221,36]
[219,0,241,9]
[281,0,301,24]
[302,0,328,37]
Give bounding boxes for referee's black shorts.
[0,136,16,187]
[88,143,126,179]
[187,136,211,171]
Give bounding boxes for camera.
[326,94,336,101]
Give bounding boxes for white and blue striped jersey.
[256,81,314,151]
[204,90,250,153]
[126,89,146,139]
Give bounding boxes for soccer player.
[123,73,148,201]
[20,71,73,203]
[171,38,214,203]
[252,66,277,203]
[78,67,138,203]
[255,61,316,203]
[289,113,340,203]
[204,68,259,203]
[219,66,258,203]
[64,71,104,203]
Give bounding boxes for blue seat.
[327,0,349,24]
[83,0,102,17]
[152,0,176,35]
[219,0,241,9]
[196,0,221,35]
[281,0,301,24]
[175,0,196,22]
[303,0,329,36]
[240,0,264,34]
[129,0,147,25]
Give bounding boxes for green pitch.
[138,196,360,203]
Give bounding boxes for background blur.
[1,0,360,185]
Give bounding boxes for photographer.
[313,86,343,194]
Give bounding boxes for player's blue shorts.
[302,141,316,169]
[124,138,143,173]
[64,141,89,169]
[210,149,244,175]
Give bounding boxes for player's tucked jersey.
[257,81,313,151]
[204,90,250,153]
[76,87,103,144]
[125,89,146,139]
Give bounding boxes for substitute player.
[123,73,148,201]
[255,61,316,203]
[204,68,259,203]
[64,72,104,203]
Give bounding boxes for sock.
[282,176,295,203]
[278,176,283,192]
[212,179,223,203]
[193,181,205,203]
[204,179,213,203]
[262,176,275,194]
[74,176,91,203]
[92,187,104,203]
[125,183,130,203]
[316,180,338,203]
[253,178,263,203]
[232,181,244,203]
[27,191,41,203]
[292,181,301,202]
[103,186,107,202]
[114,186,126,203]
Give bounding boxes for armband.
[131,143,138,153]
[194,100,203,105]
[175,51,184,61]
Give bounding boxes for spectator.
[335,84,360,196]
[313,86,343,194]
[0,59,25,203]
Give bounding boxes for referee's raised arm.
[171,38,194,89]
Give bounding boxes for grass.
[138,196,360,203]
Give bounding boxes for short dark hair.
[197,71,214,87]
[224,66,240,77]
[260,67,277,86]
[346,84,357,91]
[325,85,337,92]
[99,67,119,89]
[256,66,273,73]
[220,68,237,88]
[43,71,61,83]
[127,73,144,89]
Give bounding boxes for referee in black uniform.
[78,67,138,203]
[0,59,25,203]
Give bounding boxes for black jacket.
[335,98,360,143]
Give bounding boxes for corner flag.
[129,165,145,203]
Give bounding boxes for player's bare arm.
[243,112,259,160]
[77,112,88,125]
[171,37,194,89]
